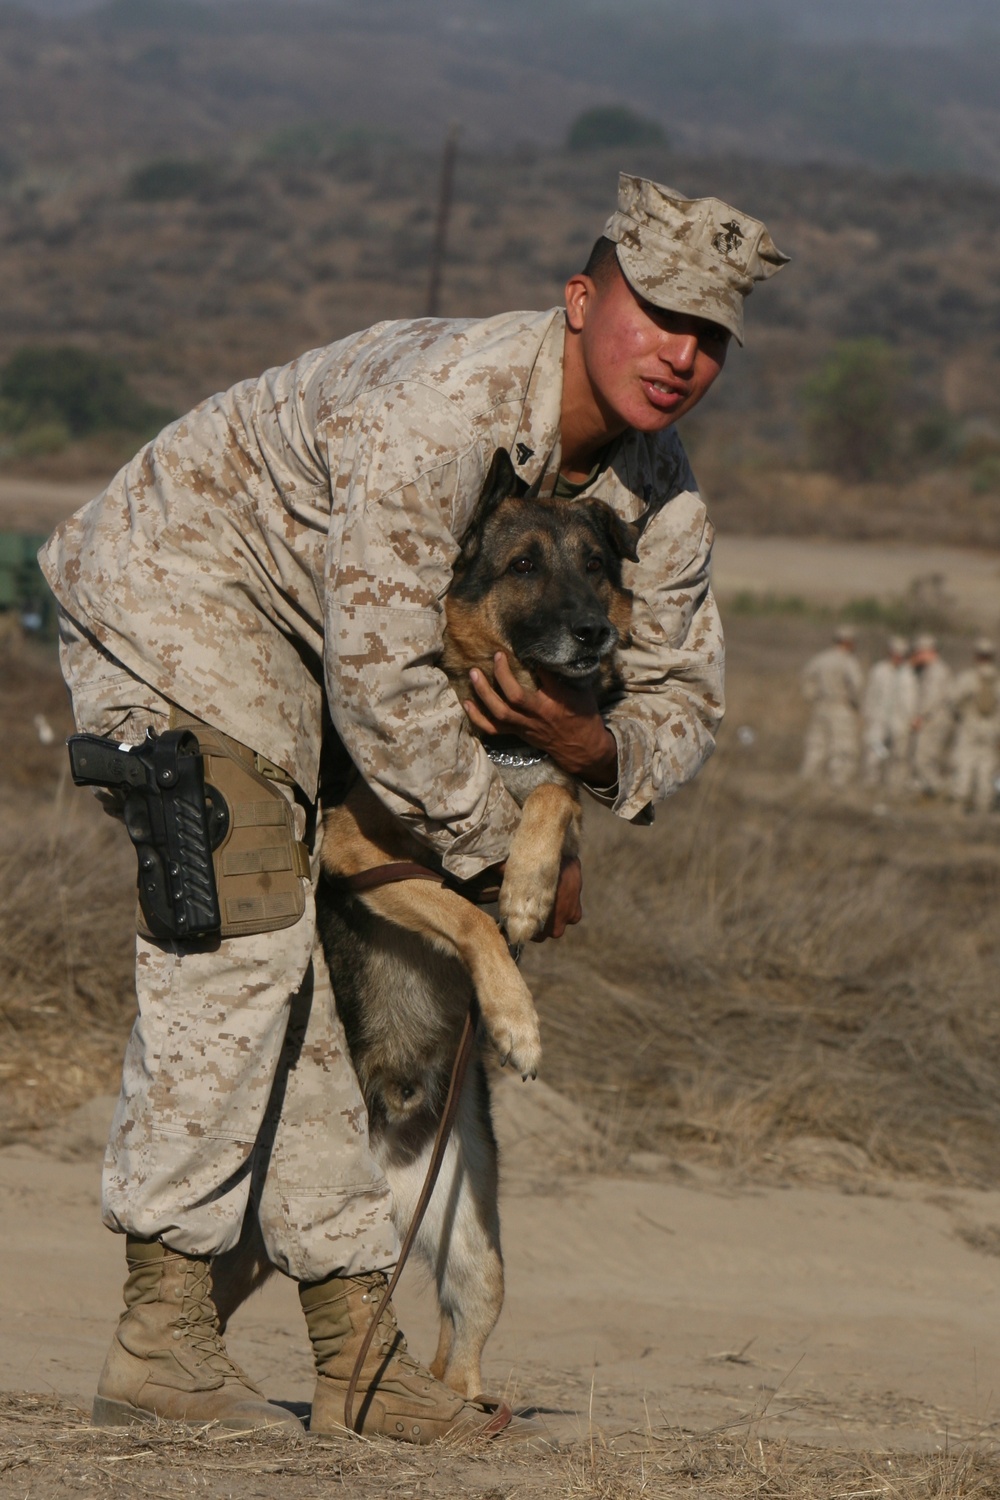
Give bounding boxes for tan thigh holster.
[160,713,311,939]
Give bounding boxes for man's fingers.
[468,667,532,732]
[463,699,501,735]
[492,652,529,706]
[469,668,512,717]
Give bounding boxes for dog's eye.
[585,556,604,574]
[508,557,535,575]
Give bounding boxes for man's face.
[564,264,731,436]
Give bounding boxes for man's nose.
[660,332,699,374]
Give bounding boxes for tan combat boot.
[92,1237,302,1433]
[301,1271,511,1442]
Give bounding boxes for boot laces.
[179,1260,252,1381]
[359,1274,422,1373]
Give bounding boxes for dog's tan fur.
[213,449,637,1402]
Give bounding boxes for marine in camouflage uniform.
[910,634,954,796]
[800,626,864,787]
[861,635,916,791]
[949,639,1000,814]
[40,174,788,1440]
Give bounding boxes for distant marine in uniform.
[949,638,1000,815]
[800,625,863,787]
[910,634,954,796]
[861,635,916,791]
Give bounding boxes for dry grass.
[1,1393,998,1500]
[522,616,1000,1189]
[0,640,135,1139]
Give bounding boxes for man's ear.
[564,273,593,333]
[458,448,523,556]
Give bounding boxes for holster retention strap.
[169,714,309,939]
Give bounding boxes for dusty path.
[3,1081,999,1453]
[711,533,1000,630]
[0,476,101,535]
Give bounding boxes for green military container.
[0,531,57,639]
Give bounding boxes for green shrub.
[0,346,170,438]
[126,158,218,202]
[728,591,811,618]
[566,106,668,153]
[10,421,71,458]
[803,339,903,482]
[971,456,1000,494]
[911,411,961,464]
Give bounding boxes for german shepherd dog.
[215,449,639,1402]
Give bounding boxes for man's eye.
[508,557,535,575]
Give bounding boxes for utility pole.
[425,124,460,318]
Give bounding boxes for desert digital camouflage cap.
[602,174,790,344]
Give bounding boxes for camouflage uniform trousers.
[58,610,399,1282]
[912,713,953,797]
[862,730,912,793]
[951,730,999,815]
[800,703,859,787]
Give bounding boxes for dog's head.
[445,449,639,688]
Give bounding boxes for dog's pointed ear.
[458,448,524,556]
[587,501,642,564]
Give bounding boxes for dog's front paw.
[491,1010,542,1080]
[499,869,556,946]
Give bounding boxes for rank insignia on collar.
[515,442,534,464]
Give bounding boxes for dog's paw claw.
[494,1023,541,1079]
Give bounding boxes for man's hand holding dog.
[465,652,619,787]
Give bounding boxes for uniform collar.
[509,310,565,497]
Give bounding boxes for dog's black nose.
[570,617,610,649]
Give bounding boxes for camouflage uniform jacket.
[40,310,723,880]
[802,647,863,711]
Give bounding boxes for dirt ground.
[4,1080,1000,1455]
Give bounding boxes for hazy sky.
[12,0,1000,45]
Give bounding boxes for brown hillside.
[2,141,1000,545]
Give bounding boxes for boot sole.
[91,1395,303,1435]
[92,1396,156,1428]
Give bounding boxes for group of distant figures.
[800,628,1000,814]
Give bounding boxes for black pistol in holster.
[67,728,228,942]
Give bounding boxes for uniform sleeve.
[603,486,725,824]
[323,387,522,880]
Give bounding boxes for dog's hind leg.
[384,1061,503,1400]
[429,1061,504,1400]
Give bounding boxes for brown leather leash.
[327,862,512,1438]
